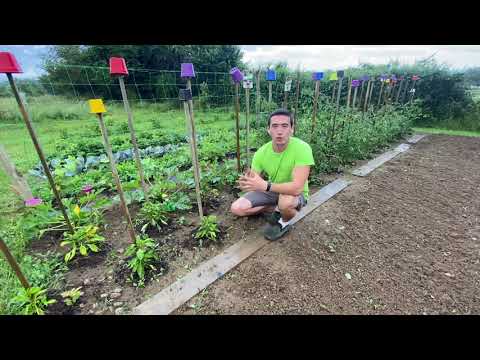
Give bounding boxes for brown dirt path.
[175,135,480,314]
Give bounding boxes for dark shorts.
[243,191,307,211]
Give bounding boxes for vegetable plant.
[60,225,105,263]
[12,287,56,315]
[194,215,220,247]
[125,236,160,287]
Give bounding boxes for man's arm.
[239,166,310,196]
[270,166,310,196]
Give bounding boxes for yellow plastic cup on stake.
[88,99,107,114]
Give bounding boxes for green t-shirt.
[251,137,315,199]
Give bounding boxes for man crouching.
[230,109,315,241]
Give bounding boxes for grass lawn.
[414,127,480,138]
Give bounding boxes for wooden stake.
[359,81,365,109]
[331,81,337,102]
[118,76,149,201]
[401,79,410,104]
[367,80,375,109]
[0,238,30,290]
[182,81,203,219]
[293,71,301,134]
[255,70,261,127]
[268,82,272,103]
[96,113,137,243]
[234,82,241,172]
[6,73,74,234]
[311,80,320,136]
[245,87,250,168]
[395,79,404,103]
[409,80,417,102]
[352,86,358,109]
[363,80,372,115]
[330,76,344,142]
[283,90,289,109]
[0,144,33,201]
[377,81,385,107]
[346,77,352,109]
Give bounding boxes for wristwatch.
[266,181,272,192]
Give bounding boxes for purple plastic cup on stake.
[352,79,360,87]
[181,63,195,78]
[230,67,244,83]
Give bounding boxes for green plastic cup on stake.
[0,51,74,234]
[88,99,137,243]
[109,57,149,201]
[180,60,204,219]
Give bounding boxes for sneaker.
[264,211,281,225]
[263,222,291,241]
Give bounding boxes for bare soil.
[174,135,480,315]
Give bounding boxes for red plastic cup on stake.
[109,57,129,76]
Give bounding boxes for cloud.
[241,45,480,71]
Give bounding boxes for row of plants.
[1,97,422,315]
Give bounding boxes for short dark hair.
[267,109,294,127]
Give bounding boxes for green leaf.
[88,244,99,252]
[79,245,87,256]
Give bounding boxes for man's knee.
[230,198,252,216]
[278,194,298,212]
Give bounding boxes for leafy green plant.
[135,202,169,233]
[194,215,220,247]
[12,287,56,315]
[125,236,159,287]
[60,225,105,263]
[61,286,84,306]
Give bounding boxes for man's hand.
[238,169,267,192]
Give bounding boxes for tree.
[40,45,243,103]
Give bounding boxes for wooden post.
[268,82,272,103]
[234,82,241,172]
[117,76,149,201]
[293,71,301,134]
[377,80,385,107]
[96,113,137,243]
[0,144,33,201]
[183,80,203,219]
[331,81,337,102]
[245,87,250,168]
[359,81,365,109]
[283,90,288,109]
[346,77,352,109]
[352,86,358,109]
[311,80,320,136]
[395,79,404,103]
[409,80,418,102]
[255,70,261,127]
[330,76,344,142]
[6,73,74,234]
[367,80,375,109]
[363,80,372,115]
[401,79,410,104]
[0,238,30,290]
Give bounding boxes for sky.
[1,45,480,79]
